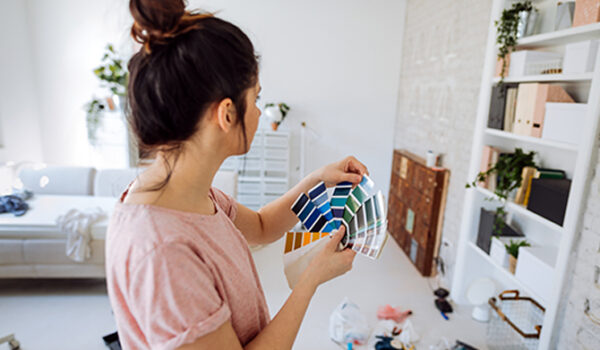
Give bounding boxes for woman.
[106,0,368,349]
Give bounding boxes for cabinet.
[220,130,290,210]
[387,150,449,276]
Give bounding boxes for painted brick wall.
[555,148,600,348]
[393,0,492,285]
[395,1,600,347]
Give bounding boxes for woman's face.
[240,80,261,153]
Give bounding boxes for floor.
[0,237,487,350]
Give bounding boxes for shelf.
[475,187,564,233]
[467,241,547,306]
[516,22,600,49]
[493,72,594,84]
[485,128,578,151]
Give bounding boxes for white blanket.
[56,208,106,262]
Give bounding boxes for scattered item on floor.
[0,195,29,216]
[434,287,453,320]
[377,304,413,323]
[367,320,401,349]
[0,333,20,350]
[56,207,106,262]
[466,278,496,322]
[398,319,419,345]
[329,297,370,348]
[487,290,544,350]
[375,335,411,350]
[452,340,478,350]
[102,331,122,350]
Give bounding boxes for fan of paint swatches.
[290,192,334,232]
[286,175,389,260]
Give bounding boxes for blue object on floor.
[0,195,29,216]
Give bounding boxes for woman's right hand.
[299,226,357,289]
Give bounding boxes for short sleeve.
[128,243,231,349]
[210,187,238,221]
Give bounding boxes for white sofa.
[0,165,237,278]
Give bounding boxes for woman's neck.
[132,138,230,215]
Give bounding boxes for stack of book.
[487,83,574,136]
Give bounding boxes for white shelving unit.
[220,130,290,210]
[451,1,600,349]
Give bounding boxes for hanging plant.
[264,102,291,131]
[466,148,536,235]
[495,1,533,80]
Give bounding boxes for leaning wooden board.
[387,150,449,277]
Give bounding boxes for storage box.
[515,246,558,303]
[527,178,571,226]
[573,0,600,27]
[542,102,587,145]
[508,51,562,77]
[490,236,529,269]
[563,40,599,74]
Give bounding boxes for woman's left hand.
[312,156,369,187]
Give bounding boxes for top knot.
[130,0,212,53]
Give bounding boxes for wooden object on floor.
[387,150,450,277]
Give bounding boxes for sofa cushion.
[0,195,115,240]
[94,168,139,197]
[18,165,96,195]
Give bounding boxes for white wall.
[199,0,407,191]
[6,0,405,192]
[0,0,43,162]
[24,0,133,166]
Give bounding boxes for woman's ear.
[215,98,236,132]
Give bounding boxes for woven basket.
[487,290,545,350]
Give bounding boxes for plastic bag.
[329,298,370,347]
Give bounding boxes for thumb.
[327,225,346,250]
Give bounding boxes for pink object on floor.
[377,304,413,324]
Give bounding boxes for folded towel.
[56,208,106,262]
[0,195,29,216]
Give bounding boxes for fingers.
[342,172,363,185]
[326,226,346,249]
[344,156,369,176]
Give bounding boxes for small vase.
[508,255,518,274]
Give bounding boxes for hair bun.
[130,0,212,53]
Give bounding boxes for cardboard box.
[542,103,587,145]
[515,246,558,303]
[563,40,599,74]
[573,0,600,27]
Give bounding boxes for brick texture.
[395,1,600,348]
[394,0,492,285]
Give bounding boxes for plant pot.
[508,255,518,274]
[517,9,540,38]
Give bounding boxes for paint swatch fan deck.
[283,176,389,288]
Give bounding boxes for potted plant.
[495,1,535,80]
[264,102,290,131]
[467,148,536,235]
[85,44,129,145]
[505,239,531,274]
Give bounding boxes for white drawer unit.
[219,130,290,209]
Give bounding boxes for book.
[515,166,536,205]
[573,0,600,27]
[535,168,567,180]
[503,87,518,132]
[513,83,574,137]
[488,148,501,193]
[479,146,493,188]
[488,85,507,130]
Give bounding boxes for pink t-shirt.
[105,188,270,349]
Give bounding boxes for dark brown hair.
[127,0,258,162]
